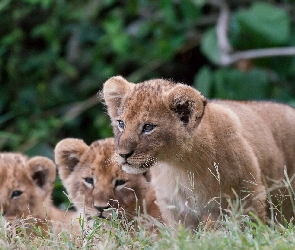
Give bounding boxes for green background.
[1,0,295,207]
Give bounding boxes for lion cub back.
[213,100,295,179]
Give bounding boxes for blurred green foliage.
[1,0,295,206]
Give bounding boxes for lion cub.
[54,137,161,224]
[0,152,74,233]
[102,76,295,228]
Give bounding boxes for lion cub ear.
[164,84,207,130]
[103,76,134,119]
[27,156,56,195]
[54,138,89,180]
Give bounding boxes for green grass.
[1,212,295,250]
[3,172,295,250]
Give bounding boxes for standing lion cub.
[102,76,295,228]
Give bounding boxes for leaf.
[214,68,270,100]
[25,142,54,159]
[200,27,220,65]
[56,59,78,78]
[0,132,22,149]
[194,66,212,97]
[160,0,177,26]
[231,2,291,49]
[0,112,14,125]
[22,0,53,8]
[180,1,202,24]
[0,0,11,12]
[192,0,206,7]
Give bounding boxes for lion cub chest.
[151,163,206,227]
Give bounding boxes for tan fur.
[102,76,295,228]
[0,153,75,233]
[54,137,161,223]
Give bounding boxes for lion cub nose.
[119,151,134,160]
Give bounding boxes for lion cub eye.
[84,177,94,185]
[142,123,156,133]
[115,179,126,187]
[117,120,125,131]
[11,190,23,199]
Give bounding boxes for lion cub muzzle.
[118,151,134,161]
[94,204,111,219]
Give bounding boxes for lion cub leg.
[155,198,179,227]
[240,182,267,223]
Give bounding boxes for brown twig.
[63,95,100,122]
[211,0,295,66]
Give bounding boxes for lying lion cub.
[54,137,161,224]
[0,152,74,233]
[102,76,295,228]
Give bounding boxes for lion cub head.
[0,153,56,220]
[54,138,159,220]
[102,76,207,174]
